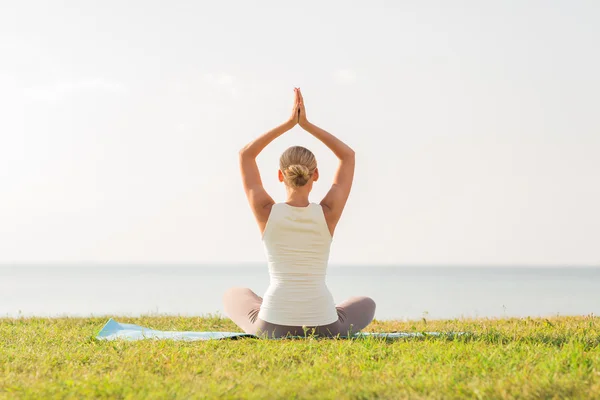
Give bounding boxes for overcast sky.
[1,1,598,266]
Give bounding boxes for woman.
[223,88,376,338]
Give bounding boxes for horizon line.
[1,262,599,268]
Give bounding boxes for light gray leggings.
[223,287,376,338]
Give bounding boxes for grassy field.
[1,315,599,399]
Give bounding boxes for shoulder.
[254,201,276,227]
[264,202,285,218]
[312,202,330,223]
[316,202,337,237]
[316,201,332,216]
[271,202,285,210]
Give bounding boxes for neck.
[285,187,311,207]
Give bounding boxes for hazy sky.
[1,1,598,265]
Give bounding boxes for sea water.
[1,265,598,320]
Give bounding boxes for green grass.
[1,315,600,399]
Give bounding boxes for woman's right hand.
[297,88,309,127]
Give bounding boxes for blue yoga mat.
[96,319,461,341]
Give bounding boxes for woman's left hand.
[287,88,300,126]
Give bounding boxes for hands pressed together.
[288,87,309,128]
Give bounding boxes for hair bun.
[286,164,310,187]
[279,146,317,188]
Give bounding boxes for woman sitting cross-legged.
[223,88,376,338]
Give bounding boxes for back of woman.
[223,88,376,338]
[259,203,338,326]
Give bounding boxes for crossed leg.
[333,296,377,336]
[222,287,263,334]
[223,287,376,337]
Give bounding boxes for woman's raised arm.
[239,89,300,232]
[297,89,355,234]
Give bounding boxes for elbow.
[343,148,356,162]
[239,147,251,159]
[239,147,258,161]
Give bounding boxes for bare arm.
[297,89,355,235]
[239,89,300,233]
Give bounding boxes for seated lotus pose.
[223,88,376,338]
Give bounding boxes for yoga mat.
[97,319,463,341]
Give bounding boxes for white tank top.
[257,202,339,326]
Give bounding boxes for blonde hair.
[279,146,317,188]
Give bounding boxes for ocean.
[1,265,598,321]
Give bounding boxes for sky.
[0,0,598,266]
